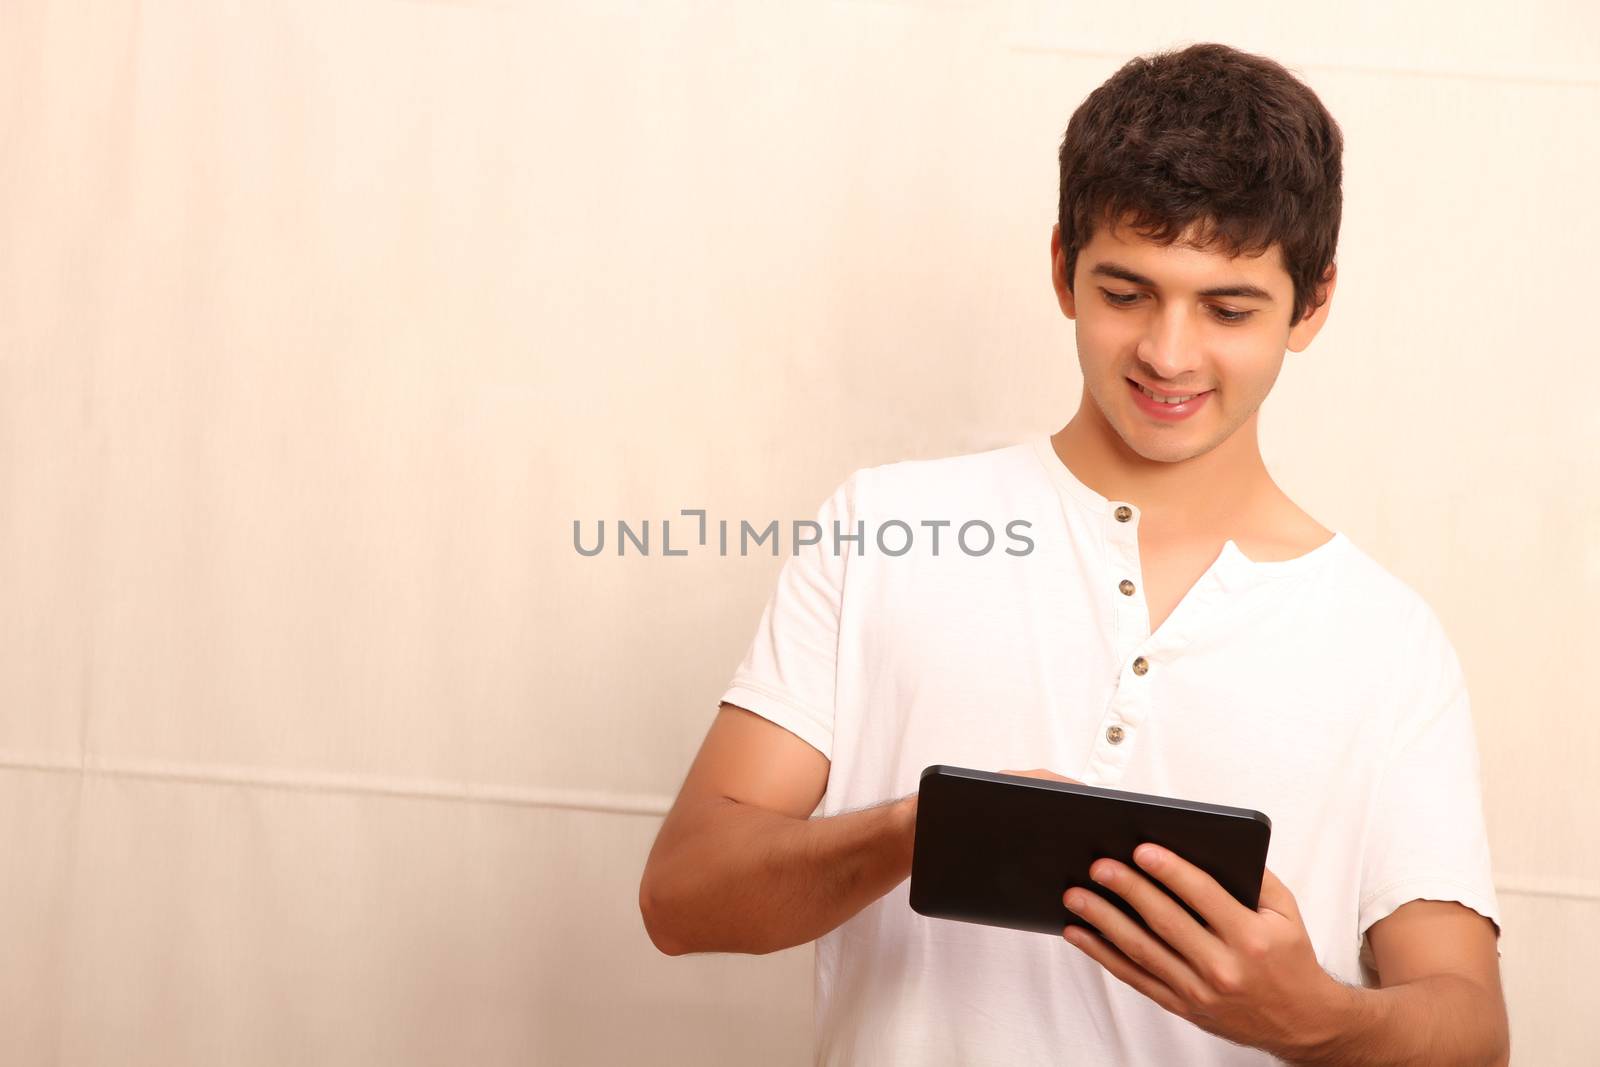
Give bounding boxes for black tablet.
[908,765,1272,937]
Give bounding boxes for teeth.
[1137,383,1198,404]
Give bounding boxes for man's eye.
[1099,289,1253,324]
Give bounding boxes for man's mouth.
[1128,379,1210,405]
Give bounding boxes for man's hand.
[1061,842,1347,1061]
[998,768,1083,785]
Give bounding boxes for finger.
[1255,866,1300,921]
[998,768,1084,785]
[1063,925,1192,1020]
[1080,858,1233,986]
[1128,844,1256,945]
[1063,885,1210,1005]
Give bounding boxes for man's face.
[1050,216,1333,466]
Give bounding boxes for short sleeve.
[1357,604,1502,970]
[717,470,861,761]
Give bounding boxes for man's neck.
[1049,407,1282,536]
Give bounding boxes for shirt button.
[1119,579,1135,596]
[1132,656,1149,675]
[1114,505,1133,522]
[1106,725,1125,744]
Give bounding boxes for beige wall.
[1,1,1595,1063]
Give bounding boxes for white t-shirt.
[719,436,1501,1067]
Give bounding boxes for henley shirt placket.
[1089,500,1151,786]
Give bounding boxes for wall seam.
[4,754,1596,902]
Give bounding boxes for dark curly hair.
[1057,42,1343,328]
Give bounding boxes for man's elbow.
[639,874,689,957]
[1484,1024,1510,1067]
[1445,973,1511,1067]
[1468,977,1511,1067]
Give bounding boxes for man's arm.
[1292,901,1509,1067]
[639,702,917,956]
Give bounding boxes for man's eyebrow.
[1089,261,1276,303]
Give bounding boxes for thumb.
[1256,865,1301,920]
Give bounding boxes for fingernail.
[1135,845,1161,867]
[1089,864,1112,885]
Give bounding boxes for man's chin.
[1112,423,1223,466]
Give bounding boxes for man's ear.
[1287,262,1337,352]
[1051,223,1077,320]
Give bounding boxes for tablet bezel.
[908,764,1272,938]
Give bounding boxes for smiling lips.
[1126,378,1212,420]
[1129,378,1209,404]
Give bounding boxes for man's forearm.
[1288,974,1510,1067]
[644,793,917,956]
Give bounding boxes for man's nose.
[1135,306,1206,382]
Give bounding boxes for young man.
[640,42,1509,1066]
